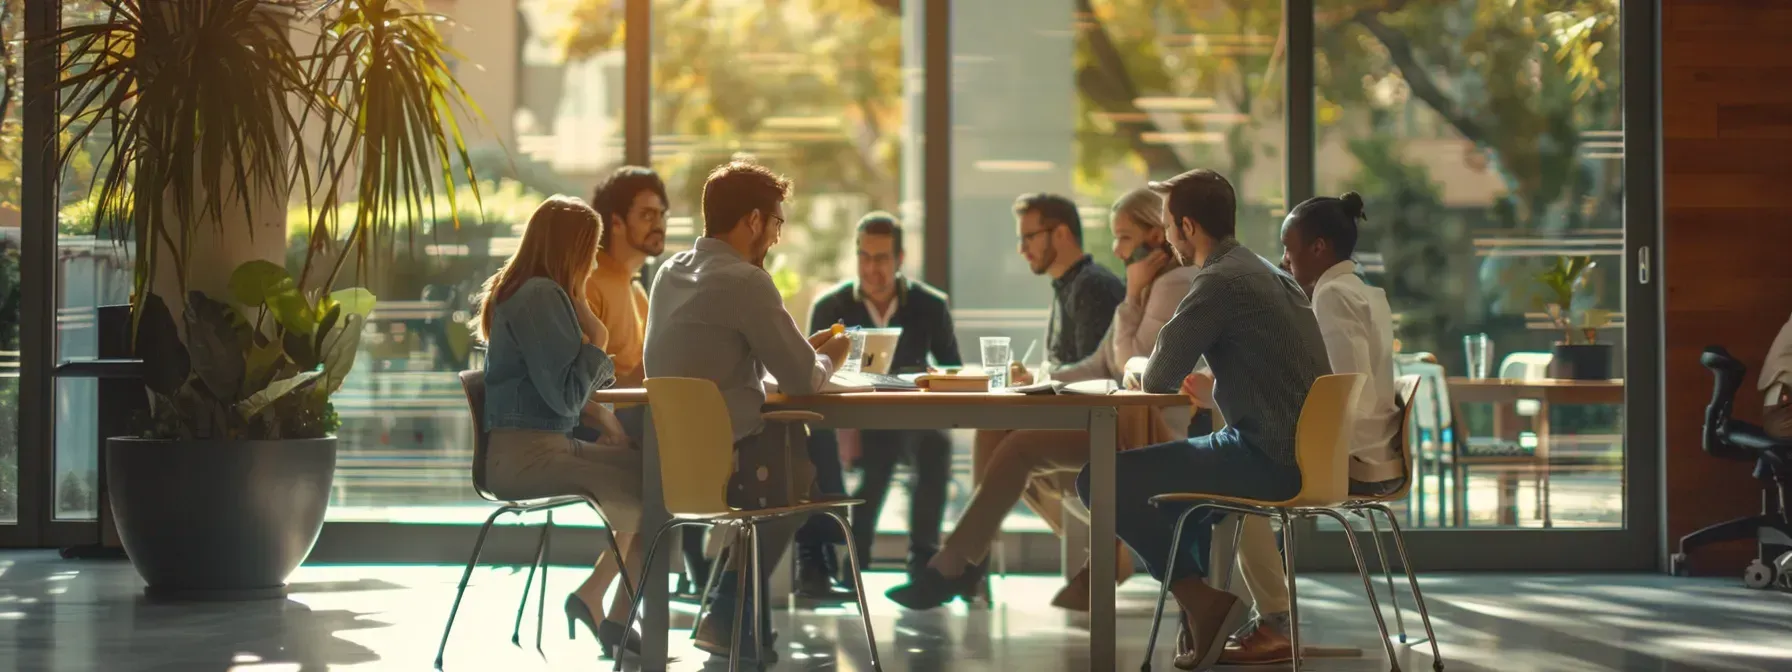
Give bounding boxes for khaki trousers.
[486,429,645,534]
[955,407,1170,568]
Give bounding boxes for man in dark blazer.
[795,212,963,598]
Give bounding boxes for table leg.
[1538,401,1553,528]
[640,412,671,671]
[1086,406,1118,671]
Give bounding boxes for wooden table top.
[1446,377,1625,404]
[590,388,1186,408]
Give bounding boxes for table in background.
[594,387,1187,672]
[1443,378,1625,527]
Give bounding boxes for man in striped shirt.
[1075,169,1330,670]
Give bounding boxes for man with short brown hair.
[644,160,852,663]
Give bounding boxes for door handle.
[1637,245,1651,285]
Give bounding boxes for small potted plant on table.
[1536,255,1614,381]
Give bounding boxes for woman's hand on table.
[1008,362,1035,386]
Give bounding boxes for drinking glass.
[1464,333,1494,379]
[980,336,1012,390]
[839,329,867,374]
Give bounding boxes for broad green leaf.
[229,260,297,307]
[243,341,287,399]
[271,292,319,337]
[135,293,191,397]
[328,287,376,318]
[237,371,323,420]
[317,313,365,398]
[185,292,249,405]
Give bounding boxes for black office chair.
[1670,346,1792,589]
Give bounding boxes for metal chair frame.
[436,370,637,669]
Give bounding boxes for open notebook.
[763,370,919,395]
[1007,379,1120,395]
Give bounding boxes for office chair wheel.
[1743,559,1777,590]
[1670,553,1690,577]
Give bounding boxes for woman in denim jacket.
[473,195,644,657]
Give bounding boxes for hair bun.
[1339,191,1366,221]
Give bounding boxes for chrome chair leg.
[827,510,884,671]
[513,512,549,645]
[694,539,727,640]
[1280,510,1302,671]
[591,508,639,608]
[1141,504,1201,671]
[615,519,683,672]
[1372,503,1443,670]
[728,525,751,672]
[749,522,768,671]
[1363,508,1408,642]
[536,511,552,653]
[1315,508,1402,671]
[436,506,508,669]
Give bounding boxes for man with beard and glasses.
[642,160,853,664]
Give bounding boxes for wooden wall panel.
[1661,0,1792,576]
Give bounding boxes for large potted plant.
[1536,255,1615,381]
[52,0,482,599]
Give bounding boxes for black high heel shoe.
[564,594,641,659]
[884,562,986,610]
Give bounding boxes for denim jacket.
[484,277,616,432]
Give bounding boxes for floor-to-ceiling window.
[0,0,23,526]
[1308,0,1627,532]
[17,0,1656,567]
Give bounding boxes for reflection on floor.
[0,551,1787,671]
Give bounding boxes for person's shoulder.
[1080,260,1127,294]
[904,278,951,308]
[515,276,569,300]
[813,280,856,307]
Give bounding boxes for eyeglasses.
[1019,226,1056,245]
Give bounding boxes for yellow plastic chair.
[1336,375,1444,669]
[1141,373,1403,671]
[615,377,880,672]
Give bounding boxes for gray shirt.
[644,238,836,441]
[1141,239,1331,465]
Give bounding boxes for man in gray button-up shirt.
[1074,169,1330,668]
[643,161,852,661]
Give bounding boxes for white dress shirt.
[1761,312,1792,408]
[1310,260,1404,483]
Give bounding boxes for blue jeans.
[1076,428,1300,583]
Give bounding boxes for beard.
[749,227,774,268]
[636,228,666,257]
[1028,245,1057,275]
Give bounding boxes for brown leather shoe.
[1217,622,1294,666]
[1049,547,1136,612]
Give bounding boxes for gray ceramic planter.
[105,436,337,601]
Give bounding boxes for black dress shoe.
[885,563,984,610]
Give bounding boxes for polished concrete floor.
[0,551,1787,671]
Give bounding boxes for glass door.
[1299,0,1658,570]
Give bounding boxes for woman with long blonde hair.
[474,195,645,658]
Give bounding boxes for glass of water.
[1464,333,1494,379]
[839,329,867,374]
[980,336,1012,390]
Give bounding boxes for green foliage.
[51,0,484,315]
[1534,255,1609,343]
[134,261,371,440]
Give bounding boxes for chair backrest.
[1381,374,1424,499]
[458,370,499,501]
[643,377,738,515]
[1699,346,1752,461]
[1288,373,1368,507]
[1499,352,1553,381]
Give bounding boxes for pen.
[1018,339,1037,367]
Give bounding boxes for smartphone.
[1127,242,1170,265]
